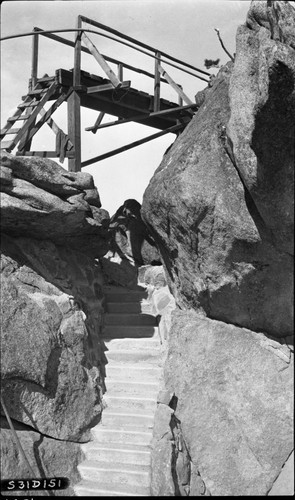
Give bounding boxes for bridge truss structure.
[1,15,210,171]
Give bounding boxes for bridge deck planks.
[50,68,193,131]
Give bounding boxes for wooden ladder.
[0,76,74,160]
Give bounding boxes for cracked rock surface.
[142,2,294,338]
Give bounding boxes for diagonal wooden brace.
[81,32,122,88]
[17,88,73,151]
[158,64,193,105]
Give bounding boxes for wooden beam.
[81,32,122,88]
[15,150,75,158]
[84,103,197,132]
[154,52,161,112]
[158,64,193,105]
[68,16,82,172]
[31,32,39,88]
[86,81,130,94]
[86,112,105,134]
[81,123,183,168]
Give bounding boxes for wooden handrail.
[32,28,173,85]
[79,15,210,77]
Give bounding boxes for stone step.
[105,312,157,326]
[103,337,161,350]
[81,442,151,465]
[74,479,150,496]
[105,380,159,397]
[78,459,150,485]
[104,395,157,412]
[106,302,152,314]
[105,363,162,382]
[105,349,162,364]
[101,411,154,430]
[103,325,158,338]
[91,428,153,446]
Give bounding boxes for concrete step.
[103,325,158,338]
[104,395,157,412]
[91,427,153,446]
[105,313,157,326]
[105,363,162,382]
[105,349,162,364]
[105,380,159,397]
[78,460,150,486]
[106,302,152,314]
[81,442,151,465]
[103,337,161,350]
[74,479,150,496]
[101,411,154,430]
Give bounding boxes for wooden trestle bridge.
[0,15,210,172]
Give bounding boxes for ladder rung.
[18,102,39,109]
[7,116,29,122]
[27,89,46,96]
[1,141,14,150]
[0,128,21,135]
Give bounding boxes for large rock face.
[0,152,110,258]
[1,154,109,490]
[141,1,294,338]
[1,418,84,496]
[157,310,293,496]
[1,234,106,442]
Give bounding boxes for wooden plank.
[158,64,193,105]
[81,32,122,88]
[15,150,75,158]
[154,52,161,112]
[18,101,39,109]
[81,123,183,168]
[85,111,105,133]
[0,128,21,135]
[7,116,28,122]
[86,80,130,94]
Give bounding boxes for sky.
[1,0,251,216]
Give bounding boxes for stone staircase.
[74,285,163,497]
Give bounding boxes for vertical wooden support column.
[178,85,183,107]
[68,16,82,171]
[154,51,161,112]
[118,63,123,82]
[31,32,39,89]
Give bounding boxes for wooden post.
[118,63,123,82]
[68,16,82,171]
[178,85,183,107]
[31,32,39,89]
[154,51,161,112]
